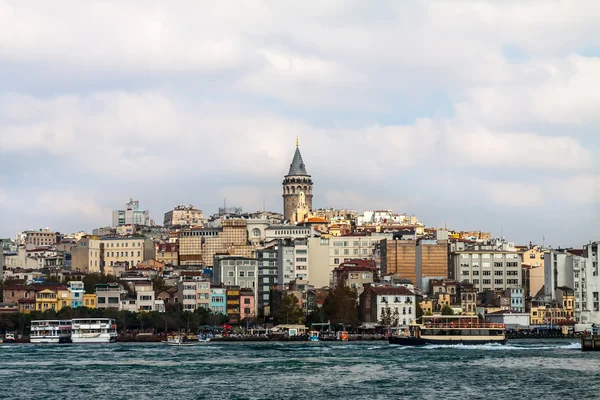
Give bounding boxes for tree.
[276,294,304,324]
[379,306,392,325]
[322,284,359,327]
[391,309,400,327]
[441,304,454,315]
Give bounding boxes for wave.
[421,342,581,350]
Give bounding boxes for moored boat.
[2,333,16,344]
[71,318,117,344]
[30,320,72,344]
[389,315,507,346]
[164,334,211,346]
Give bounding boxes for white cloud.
[0,1,599,244]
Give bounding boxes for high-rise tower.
[282,139,313,221]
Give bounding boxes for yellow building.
[530,306,546,325]
[156,243,179,266]
[520,246,550,297]
[35,287,70,312]
[83,293,97,308]
[421,299,433,315]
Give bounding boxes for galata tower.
[282,138,313,221]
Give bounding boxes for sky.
[0,0,598,247]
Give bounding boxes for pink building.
[240,289,255,320]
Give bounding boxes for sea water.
[0,340,597,399]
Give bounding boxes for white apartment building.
[573,243,600,324]
[134,281,156,311]
[544,249,573,300]
[453,241,523,292]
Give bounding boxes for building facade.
[451,240,523,293]
[256,247,279,317]
[360,286,417,326]
[164,205,204,229]
[67,281,84,308]
[112,199,150,227]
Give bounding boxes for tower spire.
[296,135,298,147]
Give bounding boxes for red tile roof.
[369,286,415,296]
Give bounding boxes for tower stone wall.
[282,176,313,221]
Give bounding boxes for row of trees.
[273,285,361,327]
[0,304,230,335]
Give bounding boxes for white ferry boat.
[30,320,72,344]
[71,318,117,344]
[389,315,507,346]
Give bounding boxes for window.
[482,279,491,285]
[461,270,470,276]
[494,271,503,276]
[228,271,234,277]
[344,249,349,255]
[334,249,340,255]
[482,271,490,276]
[244,308,251,314]
[472,271,479,276]
[334,258,339,265]
[494,279,503,285]
[244,298,251,304]
[248,271,255,277]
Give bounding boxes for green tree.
[378,306,392,325]
[0,316,14,333]
[441,304,454,315]
[416,302,424,321]
[322,284,359,327]
[391,308,400,327]
[276,294,304,324]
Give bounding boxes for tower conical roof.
[287,146,309,176]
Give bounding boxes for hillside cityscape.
[0,142,596,335]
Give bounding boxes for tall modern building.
[282,140,313,222]
[112,199,150,227]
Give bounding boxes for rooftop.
[287,146,309,176]
[369,286,415,296]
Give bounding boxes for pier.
[581,336,600,351]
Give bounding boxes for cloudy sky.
[0,0,598,246]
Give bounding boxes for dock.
[581,336,600,351]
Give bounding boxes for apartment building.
[359,286,417,325]
[67,281,84,308]
[177,278,211,311]
[133,281,156,311]
[210,286,227,315]
[112,199,150,227]
[256,247,279,316]
[179,220,253,267]
[156,243,179,266]
[451,240,523,292]
[102,237,155,271]
[164,204,204,229]
[95,283,121,310]
[21,229,56,246]
[307,237,330,289]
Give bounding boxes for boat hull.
[389,337,507,346]
[30,337,72,344]
[71,336,117,344]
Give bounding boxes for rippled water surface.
[1,340,598,399]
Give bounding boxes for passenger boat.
[388,315,507,346]
[30,320,72,343]
[71,318,117,344]
[308,331,319,342]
